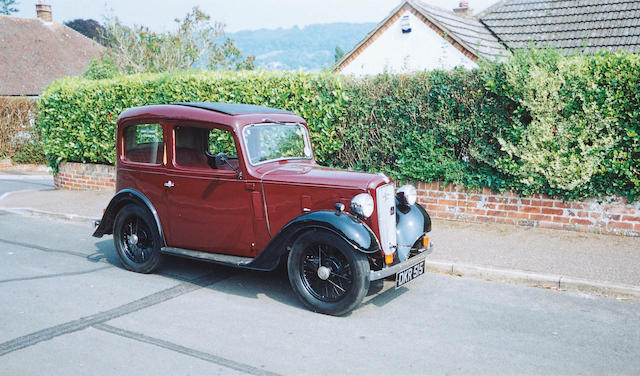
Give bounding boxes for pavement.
[2,213,638,374]
[1,171,639,301]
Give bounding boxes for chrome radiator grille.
[376,183,397,255]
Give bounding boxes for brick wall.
[54,162,115,191]
[51,162,640,237]
[416,182,640,237]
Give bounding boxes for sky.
[13,0,497,32]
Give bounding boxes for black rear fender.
[92,189,165,246]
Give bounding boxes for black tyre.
[113,204,164,273]
[287,230,370,316]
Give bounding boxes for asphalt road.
[0,174,53,197]
[0,212,639,375]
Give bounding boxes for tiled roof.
[335,0,509,71]
[412,1,508,60]
[0,15,104,96]
[480,0,640,54]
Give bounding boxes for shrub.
[336,69,513,192]
[483,49,640,200]
[38,49,640,202]
[12,142,46,164]
[0,97,42,163]
[38,70,348,167]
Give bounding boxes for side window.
[209,128,237,157]
[175,125,238,170]
[123,123,163,164]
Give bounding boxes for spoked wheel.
[301,243,354,302]
[288,230,370,316]
[113,204,163,273]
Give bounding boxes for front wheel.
[287,230,370,316]
[113,204,164,273]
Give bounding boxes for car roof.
[116,104,307,131]
[174,102,294,115]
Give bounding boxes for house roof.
[0,15,104,96]
[480,0,640,54]
[411,1,507,60]
[336,0,508,72]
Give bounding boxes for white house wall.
[340,11,477,75]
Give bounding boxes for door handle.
[163,180,175,188]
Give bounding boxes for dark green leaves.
[38,49,640,202]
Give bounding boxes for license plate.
[395,260,426,289]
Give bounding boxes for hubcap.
[317,266,331,280]
[119,215,153,264]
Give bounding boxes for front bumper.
[369,242,434,281]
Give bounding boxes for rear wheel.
[288,230,370,316]
[113,204,163,273]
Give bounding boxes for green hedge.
[39,49,640,202]
[39,70,348,167]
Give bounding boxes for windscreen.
[243,123,312,165]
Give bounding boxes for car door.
[117,121,171,225]
[163,123,256,257]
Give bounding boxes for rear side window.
[123,124,163,164]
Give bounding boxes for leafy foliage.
[484,49,640,200]
[82,57,121,80]
[334,46,345,63]
[12,142,45,164]
[208,128,236,156]
[38,49,640,202]
[64,19,109,46]
[88,7,254,76]
[0,97,44,164]
[0,0,18,15]
[38,70,347,167]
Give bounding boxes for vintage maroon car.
[93,102,433,315]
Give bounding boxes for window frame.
[120,122,165,166]
[170,121,242,174]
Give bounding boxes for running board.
[161,247,254,267]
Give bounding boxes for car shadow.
[91,238,407,314]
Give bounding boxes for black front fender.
[247,210,380,271]
[92,189,165,246]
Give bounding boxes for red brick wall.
[52,163,640,237]
[54,162,115,191]
[416,182,640,237]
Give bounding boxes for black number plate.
[395,260,426,289]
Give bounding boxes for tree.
[334,46,345,63]
[209,38,256,70]
[0,0,19,15]
[93,6,254,76]
[64,19,109,46]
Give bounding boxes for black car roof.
[174,102,294,115]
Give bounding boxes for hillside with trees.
[226,22,375,71]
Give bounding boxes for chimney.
[453,1,472,17]
[36,3,52,22]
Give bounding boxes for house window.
[401,15,411,33]
[123,123,163,164]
